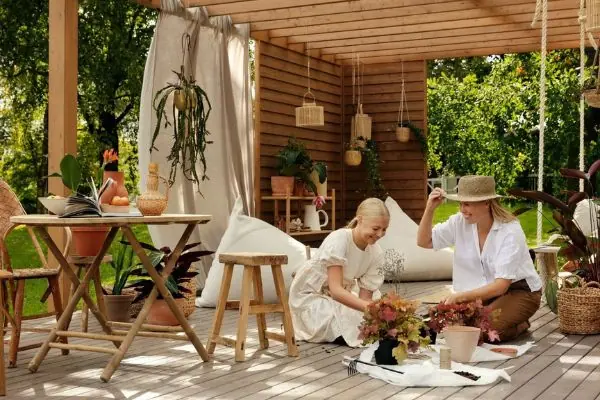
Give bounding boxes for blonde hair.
[346,198,390,228]
[490,199,517,223]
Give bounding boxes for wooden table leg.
[28,227,119,373]
[101,225,209,382]
[0,278,6,396]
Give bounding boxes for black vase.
[420,326,437,344]
[374,338,400,365]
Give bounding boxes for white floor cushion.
[378,196,453,281]
[196,197,307,307]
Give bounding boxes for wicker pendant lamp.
[350,54,372,141]
[296,40,324,127]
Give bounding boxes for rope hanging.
[580,0,586,192]
[532,0,548,245]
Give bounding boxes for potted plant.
[98,148,129,208]
[427,299,500,344]
[102,236,137,322]
[46,154,111,256]
[344,139,362,166]
[508,160,600,334]
[358,292,431,365]
[272,137,313,196]
[396,121,428,155]
[309,161,327,196]
[126,241,214,325]
[151,64,212,194]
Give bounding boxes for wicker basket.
[557,281,600,334]
[181,270,197,318]
[584,89,600,108]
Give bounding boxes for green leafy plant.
[48,154,82,193]
[312,161,327,184]
[362,139,388,199]
[275,137,321,193]
[126,241,214,301]
[104,236,137,295]
[151,65,212,193]
[508,159,600,313]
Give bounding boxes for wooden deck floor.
[5,280,600,399]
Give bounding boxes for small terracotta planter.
[146,298,187,326]
[443,326,481,362]
[71,226,110,256]
[271,176,294,196]
[104,293,135,322]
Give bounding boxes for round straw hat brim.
[444,194,503,202]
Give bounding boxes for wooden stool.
[207,252,299,362]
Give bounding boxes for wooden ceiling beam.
[320,26,579,55]
[334,35,581,60]
[308,18,575,50]
[266,1,575,38]
[248,0,542,31]
[338,40,581,64]
[276,9,575,44]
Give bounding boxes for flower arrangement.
[427,299,500,344]
[313,195,326,210]
[359,292,430,363]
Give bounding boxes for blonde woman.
[289,198,390,347]
[417,175,542,341]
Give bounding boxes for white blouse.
[432,213,542,293]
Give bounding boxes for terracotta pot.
[104,293,135,322]
[310,170,327,197]
[146,298,187,326]
[71,226,110,256]
[270,176,294,196]
[100,171,128,205]
[294,180,311,196]
[344,150,362,166]
[443,326,481,362]
[396,126,411,143]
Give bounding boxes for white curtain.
[138,0,253,288]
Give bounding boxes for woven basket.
[181,272,197,318]
[557,281,600,334]
[584,89,600,108]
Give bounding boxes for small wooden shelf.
[290,230,332,237]
[261,189,336,241]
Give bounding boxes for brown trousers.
[485,280,541,342]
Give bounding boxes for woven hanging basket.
[395,126,411,142]
[557,280,600,334]
[587,0,600,32]
[296,92,324,127]
[344,150,362,166]
[351,104,372,140]
[584,88,600,108]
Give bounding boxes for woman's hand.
[427,188,446,210]
[444,292,467,305]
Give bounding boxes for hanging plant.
[362,139,388,200]
[150,34,212,194]
[398,121,428,156]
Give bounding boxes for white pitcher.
[303,204,329,231]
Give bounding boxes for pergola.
[47,0,582,291]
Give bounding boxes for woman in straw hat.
[417,175,542,342]
[289,198,389,347]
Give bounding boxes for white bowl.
[38,197,67,216]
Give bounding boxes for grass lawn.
[8,200,552,317]
[5,225,152,316]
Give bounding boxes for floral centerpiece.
[427,299,500,344]
[358,292,431,365]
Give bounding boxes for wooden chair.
[0,180,69,367]
[207,252,298,362]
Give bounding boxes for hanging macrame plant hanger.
[395,60,411,142]
[296,40,324,127]
[350,53,372,142]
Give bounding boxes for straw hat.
[444,175,502,202]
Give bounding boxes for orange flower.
[103,149,119,165]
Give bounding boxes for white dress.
[288,228,384,347]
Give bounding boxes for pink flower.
[487,329,501,342]
[379,306,397,322]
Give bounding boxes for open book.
[61,178,141,218]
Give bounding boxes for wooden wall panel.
[342,61,427,222]
[256,41,343,233]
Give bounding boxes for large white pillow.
[196,198,307,307]
[378,197,453,281]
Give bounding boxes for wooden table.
[9,214,211,382]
